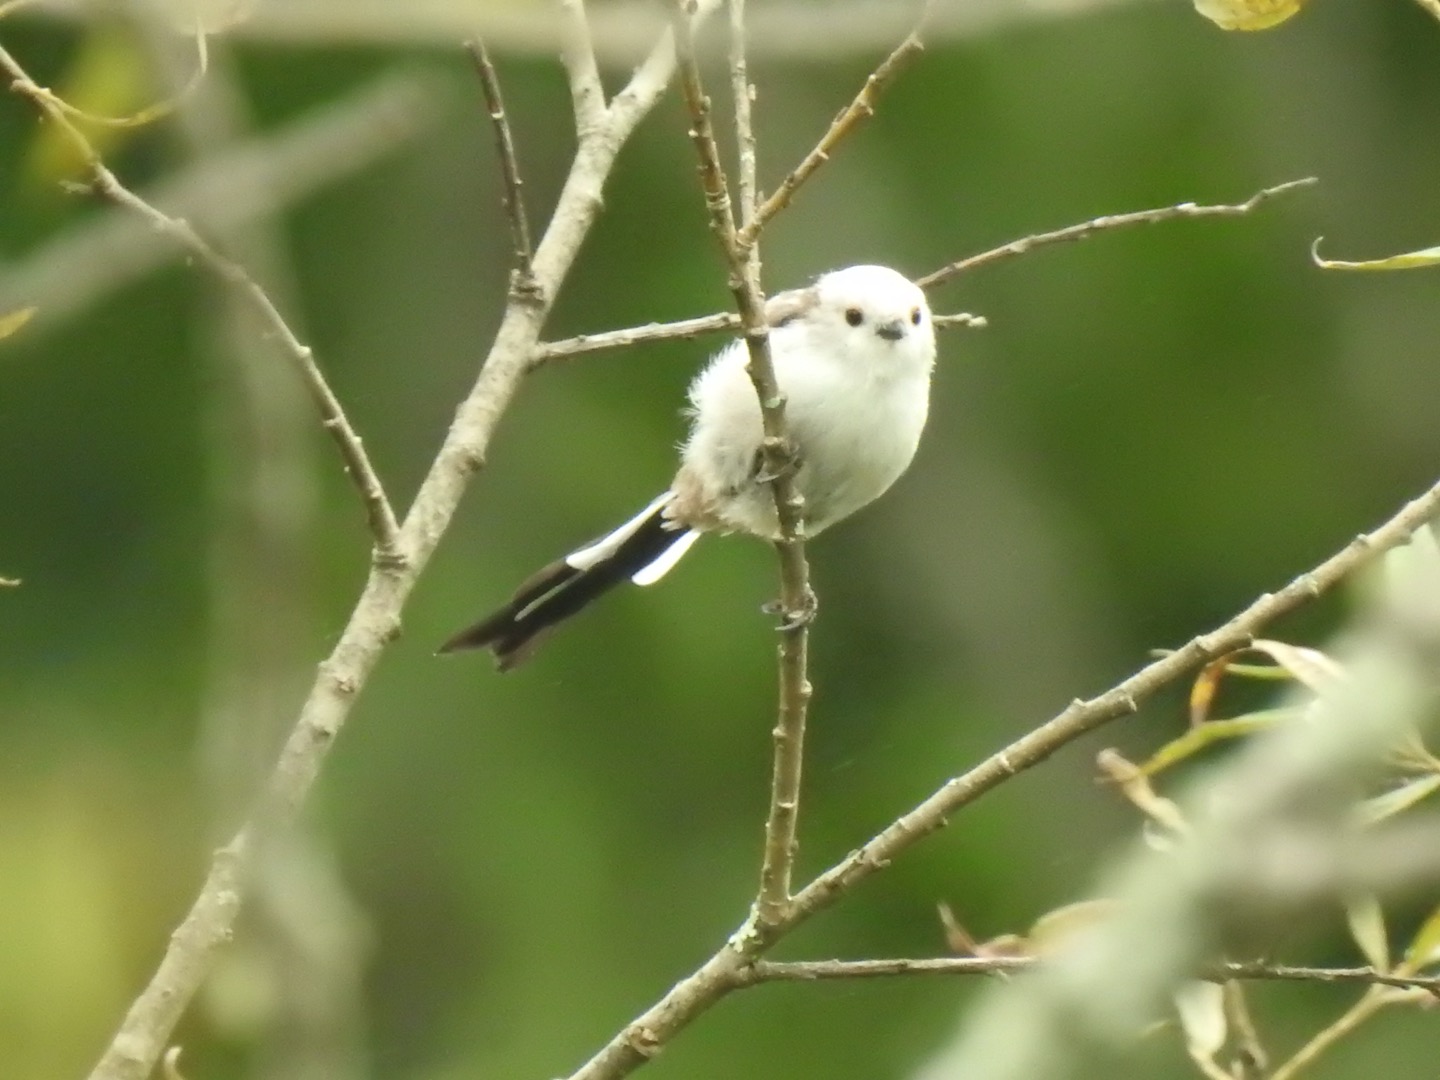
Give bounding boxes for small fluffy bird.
[440,264,937,669]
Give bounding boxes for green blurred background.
[3,1,1440,1077]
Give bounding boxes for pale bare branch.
[534,311,742,363]
[533,307,984,364]
[71,9,698,1076]
[563,474,1440,1080]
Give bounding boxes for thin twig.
[727,0,757,233]
[735,21,925,248]
[0,44,403,558]
[534,311,742,363]
[916,177,1318,289]
[72,12,702,1078]
[541,180,1316,359]
[738,957,1440,994]
[541,185,1319,368]
[532,308,983,364]
[562,475,1440,1080]
[671,0,813,925]
[536,178,1317,364]
[466,38,539,297]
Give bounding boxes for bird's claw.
[762,587,818,631]
[751,445,802,485]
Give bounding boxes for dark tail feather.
[437,500,690,670]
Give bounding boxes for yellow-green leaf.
[1403,903,1440,970]
[1345,894,1390,972]
[1187,642,1337,726]
[1312,238,1440,272]
[1194,0,1312,30]
[1357,775,1440,825]
[0,306,36,342]
[1140,709,1297,777]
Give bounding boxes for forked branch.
[563,472,1440,1080]
[42,3,709,1075]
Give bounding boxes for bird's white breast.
[678,320,933,539]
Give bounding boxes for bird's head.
[768,264,935,378]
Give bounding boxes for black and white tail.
[437,493,701,670]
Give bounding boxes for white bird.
[440,264,937,669]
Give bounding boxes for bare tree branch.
[671,0,815,924]
[736,21,925,248]
[534,311,743,363]
[561,473,1440,1080]
[53,8,711,1077]
[786,485,1440,923]
[0,4,1357,1078]
[916,177,1318,289]
[533,308,985,363]
[914,560,1440,1080]
[466,37,538,295]
[740,957,1440,995]
[533,179,1307,365]
[0,43,403,556]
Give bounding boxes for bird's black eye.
[911,307,923,325]
[844,307,864,327]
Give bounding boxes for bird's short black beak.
[875,320,905,342]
